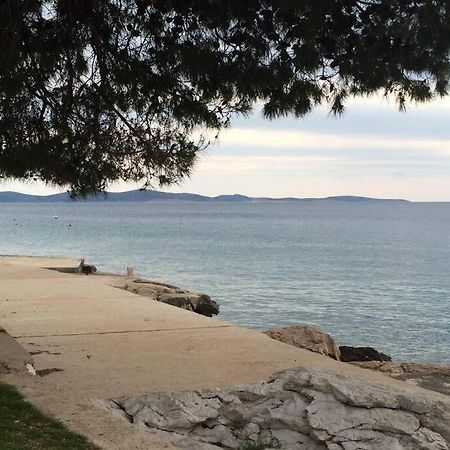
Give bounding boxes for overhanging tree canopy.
[1,0,449,195]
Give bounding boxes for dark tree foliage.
[1,0,449,195]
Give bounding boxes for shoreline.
[4,200,450,367]
[4,253,450,366]
[3,254,450,385]
[3,254,450,365]
[87,268,450,397]
[1,255,449,449]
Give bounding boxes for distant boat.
[53,215,58,219]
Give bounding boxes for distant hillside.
[0,190,410,203]
[306,195,410,203]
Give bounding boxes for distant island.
[0,190,410,203]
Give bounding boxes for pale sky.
[2,94,450,201]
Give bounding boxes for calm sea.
[1,201,449,364]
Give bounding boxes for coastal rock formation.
[104,366,450,450]
[351,361,450,397]
[264,326,341,360]
[264,325,449,398]
[339,346,392,363]
[157,293,219,317]
[121,278,219,317]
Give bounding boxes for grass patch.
[239,437,281,450]
[0,382,99,450]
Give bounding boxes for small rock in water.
[158,293,219,317]
[339,345,392,362]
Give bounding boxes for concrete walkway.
[0,255,83,270]
[0,257,447,449]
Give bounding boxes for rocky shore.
[95,273,450,448]
[103,271,450,398]
[109,275,220,317]
[100,323,450,449]
[264,325,450,397]
[1,257,449,450]
[104,366,450,450]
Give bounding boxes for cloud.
[2,94,450,200]
[196,155,339,173]
[217,127,450,155]
[230,95,450,140]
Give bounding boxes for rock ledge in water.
[157,292,219,317]
[352,361,450,397]
[121,278,219,317]
[339,345,392,363]
[264,324,450,398]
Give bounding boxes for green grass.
[239,437,281,450]
[0,383,99,450]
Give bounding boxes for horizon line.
[2,188,450,203]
